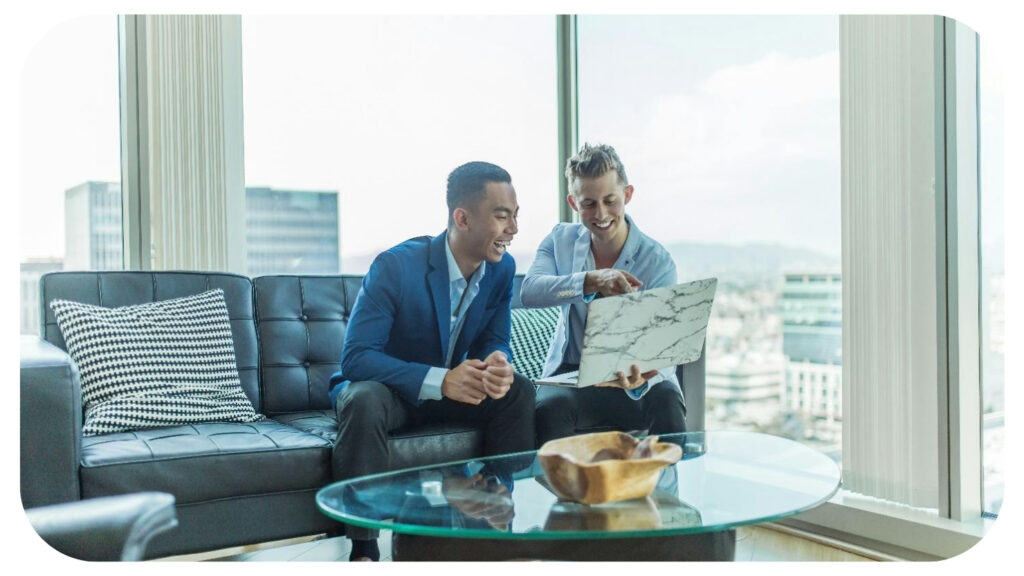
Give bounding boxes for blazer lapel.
[428,232,451,363]
[572,225,590,273]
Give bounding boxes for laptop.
[535,277,717,388]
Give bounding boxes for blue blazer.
[329,232,515,406]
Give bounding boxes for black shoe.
[349,538,380,562]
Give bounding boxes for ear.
[566,193,580,213]
[623,185,635,205]
[452,207,470,230]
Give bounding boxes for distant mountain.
[664,242,840,287]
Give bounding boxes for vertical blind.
[145,15,244,271]
[840,15,940,508]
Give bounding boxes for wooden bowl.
[538,431,683,505]
[544,496,661,531]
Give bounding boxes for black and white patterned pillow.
[50,289,264,436]
[510,307,560,381]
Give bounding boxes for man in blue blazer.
[327,161,535,561]
[521,143,685,445]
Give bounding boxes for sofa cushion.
[509,307,559,380]
[79,420,332,504]
[50,289,264,436]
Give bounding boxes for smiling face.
[568,170,633,247]
[451,181,519,274]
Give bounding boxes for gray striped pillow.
[50,289,263,436]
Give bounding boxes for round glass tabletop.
[316,431,841,540]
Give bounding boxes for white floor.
[161,525,876,562]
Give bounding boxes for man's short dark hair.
[565,143,629,190]
[446,161,512,224]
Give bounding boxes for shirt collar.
[618,213,642,265]
[445,236,486,286]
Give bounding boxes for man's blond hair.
[564,143,629,191]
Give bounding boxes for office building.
[706,352,785,427]
[780,271,842,439]
[20,258,64,335]
[64,181,124,271]
[704,287,785,429]
[245,187,340,276]
[62,183,341,276]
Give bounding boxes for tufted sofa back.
[40,271,261,409]
[253,276,361,415]
[39,271,703,429]
[252,274,532,416]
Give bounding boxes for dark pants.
[535,363,685,446]
[332,373,536,540]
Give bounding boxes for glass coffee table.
[316,431,841,561]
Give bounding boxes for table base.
[391,528,736,561]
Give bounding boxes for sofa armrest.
[20,336,82,508]
[26,492,178,561]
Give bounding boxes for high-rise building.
[20,259,64,335]
[704,287,785,429]
[245,187,340,276]
[62,182,341,276]
[780,271,842,439]
[64,181,123,271]
[706,352,784,427]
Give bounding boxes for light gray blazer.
[520,214,679,398]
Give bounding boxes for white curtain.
[840,15,940,508]
[144,15,245,272]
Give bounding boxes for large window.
[19,16,123,335]
[578,15,842,457]
[15,13,998,556]
[979,39,1004,517]
[241,16,558,275]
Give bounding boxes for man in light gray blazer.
[521,143,685,444]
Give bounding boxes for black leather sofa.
[20,271,705,559]
[26,492,178,561]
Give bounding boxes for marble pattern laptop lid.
[574,277,717,387]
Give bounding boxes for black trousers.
[332,373,536,540]
[535,363,685,446]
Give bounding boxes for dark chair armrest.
[20,336,82,508]
[677,342,706,432]
[26,492,178,561]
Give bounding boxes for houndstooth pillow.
[50,289,264,436]
[509,307,559,381]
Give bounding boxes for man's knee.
[647,381,684,405]
[535,387,576,419]
[505,373,536,406]
[645,382,686,430]
[337,380,391,424]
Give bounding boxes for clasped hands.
[442,350,514,405]
[442,474,514,531]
